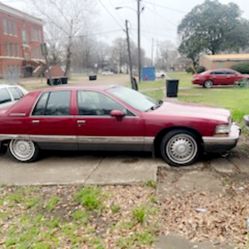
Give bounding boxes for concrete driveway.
[0,151,161,185]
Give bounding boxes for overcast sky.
[2,0,249,57]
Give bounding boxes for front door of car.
[29,90,77,150]
[210,71,226,85]
[75,90,145,151]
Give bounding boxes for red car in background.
[192,69,249,88]
[0,85,240,166]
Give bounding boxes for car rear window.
[8,87,24,100]
[0,88,12,104]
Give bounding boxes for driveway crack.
[83,157,105,184]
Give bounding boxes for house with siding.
[200,54,249,70]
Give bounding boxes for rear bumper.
[203,123,240,153]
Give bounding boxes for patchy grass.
[178,87,249,122]
[74,186,103,211]
[0,185,159,248]
[45,196,60,212]
[132,206,147,224]
[145,180,157,189]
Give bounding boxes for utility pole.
[137,0,141,82]
[151,38,154,66]
[125,20,134,89]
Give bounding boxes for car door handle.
[32,120,40,124]
[77,120,86,124]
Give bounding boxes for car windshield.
[107,86,162,112]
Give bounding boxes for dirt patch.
[157,165,249,248]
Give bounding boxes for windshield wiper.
[145,100,163,112]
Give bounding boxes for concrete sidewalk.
[0,153,160,185]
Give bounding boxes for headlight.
[215,124,231,135]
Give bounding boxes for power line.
[143,0,187,14]
[76,29,123,38]
[98,0,124,29]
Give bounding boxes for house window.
[22,30,28,44]
[3,19,16,35]
[32,28,42,42]
[5,43,19,57]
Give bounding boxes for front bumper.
[203,123,241,153]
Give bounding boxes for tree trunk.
[64,35,73,77]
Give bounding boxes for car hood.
[151,101,230,123]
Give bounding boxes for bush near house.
[231,62,249,74]
[185,66,206,74]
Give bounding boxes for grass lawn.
[139,71,249,122]
[0,184,159,249]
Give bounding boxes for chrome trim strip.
[203,123,240,145]
[0,134,155,145]
[78,136,154,144]
[9,113,26,117]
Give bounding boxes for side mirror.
[110,110,125,119]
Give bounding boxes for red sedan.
[0,85,240,166]
[192,69,249,88]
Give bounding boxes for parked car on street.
[192,69,249,88]
[0,85,240,166]
[0,84,28,109]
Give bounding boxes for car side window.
[0,88,12,104]
[77,91,131,116]
[32,91,71,116]
[8,87,24,100]
[224,71,235,75]
[211,71,224,75]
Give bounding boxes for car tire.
[8,139,39,163]
[203,80,213,88]
[160,129,200,167]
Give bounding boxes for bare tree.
[155,41,179,71]
[28,0,96,76]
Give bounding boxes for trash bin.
[61,77,68,84]
[89,75,97,81]
[166,79,179,98]
[47,77,68,86]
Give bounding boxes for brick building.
[0,2,44,79]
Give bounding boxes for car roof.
[36,84,120,93]
[209,68,237,72]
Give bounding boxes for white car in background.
[101,71,114,76]
[0,84,28,109]
[156,71,166,79]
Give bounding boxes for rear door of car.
[29,90,77,150]
[222,70,237,85]
[75,90,145,151]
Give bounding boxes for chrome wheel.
[166,134,198,165]
[9,140,36,162]
[204,80,213,88]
